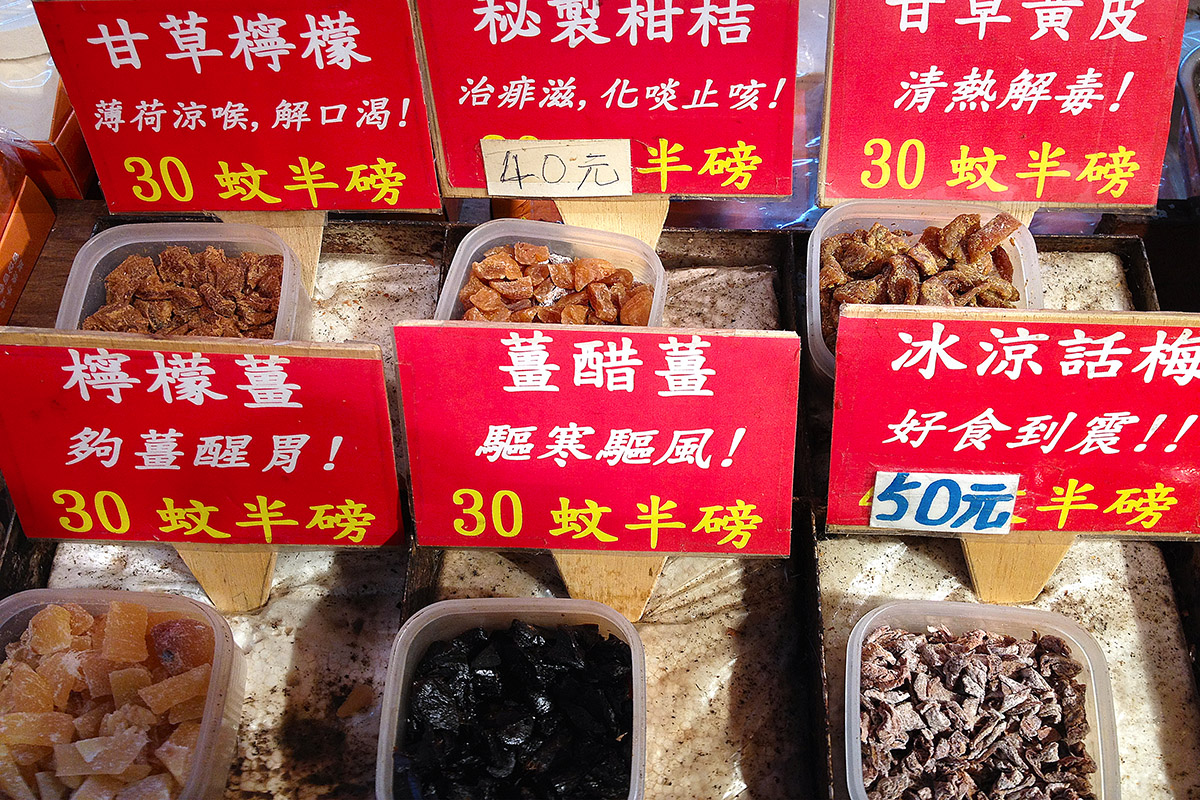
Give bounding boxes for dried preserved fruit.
[0,602,216,794]
[860,625,1097,800]
[819,214,1024,350]
[458,243,655,326]
[397,622,633,800]
[83,247,281,338]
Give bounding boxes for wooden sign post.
[552,195,670,619]
[827,305,1200,602]
[394,322,801,620]
[0,330,402,612]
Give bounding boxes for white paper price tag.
[481,138,633,198]
[870,472,1020,535]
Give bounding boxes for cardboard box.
[19,81,94,200]
[0,176,54,323]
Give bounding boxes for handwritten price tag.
[481,139,632,198]
[870,472,1019,535]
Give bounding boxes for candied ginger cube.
[35,770,68,800]
[99,705,157,738]
[62,604,95,636]
[166,696,205,725]
[65,775,124,800]
[101,604,148,664]
[74,704,114,740]
[153,721,198,784]
[36,652,84,710]
[137,665,209,716]
[148,620,213,676]
[114,773,173,800]
[113,762,151,783]
[0,743,35,800]
[80,654,118,699]
[0,663,54,714]
[108,668,152,711]
[29,607,72,656]
[52,728,147,776]
[0,712,75,746]
[8,743,50,766]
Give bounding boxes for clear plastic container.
[806,200,1044,382]
[55,222,312,341]
[436,218,667,326]
[0,588,246,800]
[376,597,647,800]
[845,600,1119,800]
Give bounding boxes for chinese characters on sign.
[35,0,440,211]
[415,0,799,195]
[0,336,400,546]
[822,0,1187,205]
[828,306,1200,536]
[395,322,799,554]
[480,138,634,197]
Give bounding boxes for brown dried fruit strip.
[966,211,1021,262]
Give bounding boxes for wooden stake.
[173,545,278,613]
[961,531,1076,604]
[551,196,670,621]
[168,210,328,612]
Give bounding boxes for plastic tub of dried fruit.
[806,200,1043,383]
[376,597,647,800]
[56,222,311,340]
[0,588,246,800]
[846,599,1119,800]
[436,218,667,326]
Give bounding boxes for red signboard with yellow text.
[414,0,800,196]
[35,0,440,211]
[0,333,400,546]
[821,0,1187,206]
[829,306,1200,537]
[395,322,799,554]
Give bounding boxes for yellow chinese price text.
[52,489,131,535]
[860,138,927,190]
[452,488,523,538]
[124,156,195,202]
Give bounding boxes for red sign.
[395,322,799,554]
[413,0,799,196]
[822,0,1187,206]
[0,335,400,546]
[828,306,1200,536]
[35,0,440,211]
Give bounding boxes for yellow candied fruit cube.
[80,653,118,699]
[166,695,205,725]
[74,703,115,740]
[114,772,173,800]
[153,719,199,784]
[99,705,158,738]
[52,727,147,777]
[0,712,75,746]
[62,604,95,636]
[137,665,210,716]
[0,663,54,714]
[0,742,35,800]
[29,606,73,656]
[101,604,148,665]
[109,667,152,710]
[67,775,125,800]
[35,770,68,800]
[7,743,50,766]
[36,651,84,711]
[113,762,152,783]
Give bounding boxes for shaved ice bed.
[0,601,214,800]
